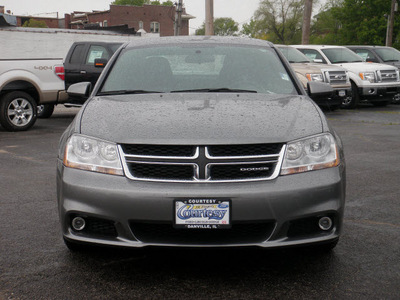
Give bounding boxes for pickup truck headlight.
[306,73,324,82]
[63,134,123,176]
[280,133,339,175]
[359,72,376,83]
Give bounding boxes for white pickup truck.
[0,58,67,131]
[294,45,400,108]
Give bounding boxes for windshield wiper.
[384,59,400,62]
[171,88,257,93]
[98,90,162,96]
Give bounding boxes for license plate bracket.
[174,198,231,229]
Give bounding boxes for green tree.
[244,0,304,44]
[112,0,145,5]
[22,19,48,28]
[195,17,239,36]
[310,0,400,48]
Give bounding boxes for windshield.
[321,48,363,63]
[375,47,400,62]
[278,46,311,63]
[100,44,296,95]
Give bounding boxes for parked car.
[58,36,346,252]
[277,45,350,110]
[64,41,123,91]
[293,45,400,108]
[0,58,67,131]
[346,45,400,104]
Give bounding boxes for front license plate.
[338,90,346,97]
[174,199,231,229]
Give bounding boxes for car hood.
[291,62,346,73]
[79,93,324,145]
[334,62,398,72]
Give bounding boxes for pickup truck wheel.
[0,91,37,131]
[341,82,359,109]
[37,104,55,118]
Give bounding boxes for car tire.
[392,93,400,104]
[341,82,359,109]
[0,91,37,131]
[37,104,55,118]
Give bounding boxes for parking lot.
[0,103,399,299]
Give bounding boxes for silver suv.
[58,37,346,252]
[294,45,400,108]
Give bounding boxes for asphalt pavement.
[0,104,399,299]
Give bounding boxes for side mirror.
[307,81,334,99]
[67,82,92,100]
[366,58,378,63]
[94,58,108,68]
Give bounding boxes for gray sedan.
[57,36,345,251]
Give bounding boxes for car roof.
[123,36,275,49]
[292,45,347,50]
[346,45,390,49]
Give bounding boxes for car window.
[353,49,377,62]
[374,47,400,62]
[86,45,110,65]
[69,44,85,64]
[278,47,311,63]
[298,49,327,64]
[321,48,363,63]
[100,44,297,95]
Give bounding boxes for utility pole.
[205,0,214,36]
[301,0,313,44]
[386,0,397,46]
[174,0,183,36]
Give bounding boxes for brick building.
[3,4,194,36]
[68,4,194,36]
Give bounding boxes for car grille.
[325,70,348,85]
[378,70,399,82]
[129,221,275,244]
[119,143,285,182]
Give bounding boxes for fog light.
[72,217,86,231]
[318,217,333,231]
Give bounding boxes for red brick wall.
[109,5,178,36]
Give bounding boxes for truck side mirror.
[94,58,108,68]
[67,82,92,100]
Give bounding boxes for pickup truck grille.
[119,144,285,182]
[377,70,399,82]
[325,70,348,85]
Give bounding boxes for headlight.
[306,73,324,82]
[281,133,339,175]
[359,72,376,83]
[63,134,123,176]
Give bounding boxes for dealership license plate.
[174,199,231,229]
[338,90,346,97]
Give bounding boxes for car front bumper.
[57,160,346,248]
[359,84,400,101]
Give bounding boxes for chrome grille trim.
[377,70,399,82]
[119,144,286,183]
[324,70,348,85]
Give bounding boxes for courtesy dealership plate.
[174,199,231,229]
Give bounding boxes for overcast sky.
[1,0,326,34]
